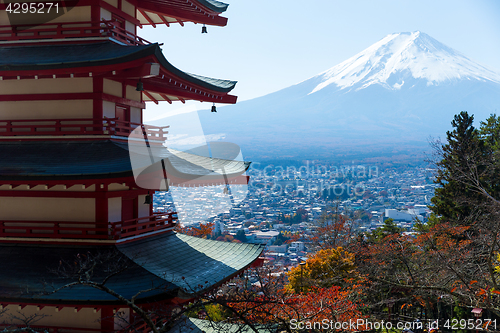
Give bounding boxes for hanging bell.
[136,80,144,91]
[211,103,216,112]
[144,193,152,204]
[201,25,207,34]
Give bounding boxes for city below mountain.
[179,31,500,161]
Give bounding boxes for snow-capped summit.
[310,31,500,94]
[192,31,500,159]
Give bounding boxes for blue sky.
[141,0,500,120]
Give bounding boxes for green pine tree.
[430,111,500,226]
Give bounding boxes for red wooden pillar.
[93,77,104,119]
[150,192,153,216]
[101,307,114,333]
[121,196,138,221]
[95,189,108,236]
[91,2,100,24]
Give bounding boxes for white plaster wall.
[0,305,101,330]
[138,195,150,217]
[103,100,115,118]
[4,6,91,26]
[108,197,122,222]
[0,197,95,222]
[100,8,112,20]
[108,183,129,191]
[103,0,118,7]
[126,85,141,102]
[0,78,92,94]
[130,107,141,124]
[50,6,91,24]
[114,308,131,330]
[0,8,8,26]
[122,0,135,17]
[0,100,92,120]
[103,79,122,97]
[125,21,135,33]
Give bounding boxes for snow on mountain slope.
[310,31,500,94]
[189,31,500,159]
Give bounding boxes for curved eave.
[0,140,249,185]
[0,140,134,181]
[0,42,237,98]
[117,233,264,296]
[196,0,229,13]
[141,79,237,104]
[132,148,250,188]
[0,42,154,72]
[136,0,229,27]
[151,45,236,94]
[0,233,263,304]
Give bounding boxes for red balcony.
[109,212,177,240]
[0,212,177,241]
[0,324,102,333]
[0,117,168,140]
[0,20,151,46]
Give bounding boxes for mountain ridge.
[309,31,500,94]
[156,31,500,160]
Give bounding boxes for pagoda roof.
[195,0,229,13]
[168,317,275,333]
[0,42,236,94]
[136,0,230,27]
[0,140,133,181]
[0,233,263,304]
[140,0,229,14]
[0,140,249,187]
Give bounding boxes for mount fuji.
[195,31,500,160]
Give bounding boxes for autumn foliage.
[223,267,365,332]
[287,247,356,293]
[181,112,500,329]
[175,222,214,238]
[354,221,500,319]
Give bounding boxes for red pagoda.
[0,1,262,331]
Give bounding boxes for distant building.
[250,230,280,246]
[383,209,424,223]
[268,244,288,253]
[289,241,306,253]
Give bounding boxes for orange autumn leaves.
[225,244,364,329]
[226,276,365,329]
[175,222,214,238]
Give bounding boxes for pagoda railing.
[0,20,151,45]
[0,212,177,241]
[109,212,177,239]
[0,324,102,332]
[0,117,168,139]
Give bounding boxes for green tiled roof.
[168,318,275,333]
[0,140,249,182]
[0,140,132,180]
[0,42,236,93]
[0,233,263,304]
[199,0,229,13]
[117,233,263,294]
[188,72,237,91]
